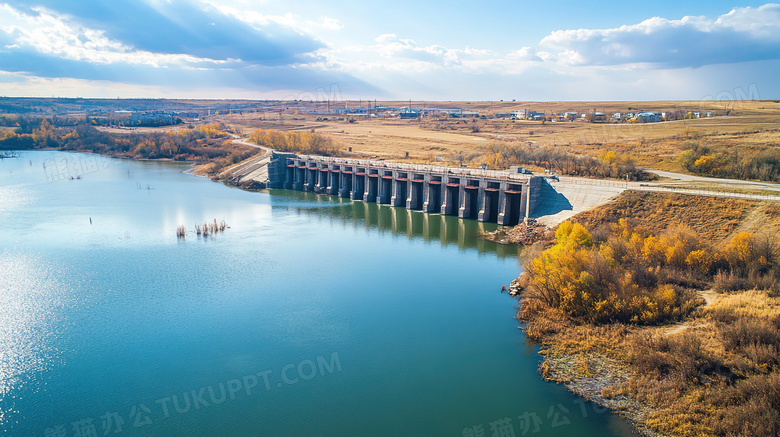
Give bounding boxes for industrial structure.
[266,153,545,226]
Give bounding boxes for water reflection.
[0,252,72,427]
[268,189,519,258]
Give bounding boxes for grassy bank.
[0,119,260,176]
[512,191,780,436]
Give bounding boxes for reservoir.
[0,151,638,436]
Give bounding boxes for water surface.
[0,151,638,436]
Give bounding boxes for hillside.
[512,191,780,436]
[571,191,780,245]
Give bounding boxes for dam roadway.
[269,153,547,226]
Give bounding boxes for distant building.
[425,108,461,117]
[635,112,661,123]
[129,111,181,126]
[335,107,367,115]
[399,108,420,119]
[511,110,527,119]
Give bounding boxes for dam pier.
[267,153,546,226]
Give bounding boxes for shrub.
[720,317,780,368]
[714,269,780,294]
[518,219,703,325]
[519,219,780,328]
[712,373,780,436]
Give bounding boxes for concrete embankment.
[218,153,270,186]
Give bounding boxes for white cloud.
[540,3,780,67]
[0,1,374,94]
[0,4,223,67]
[323,34,536,75]
[204,2,343,37]
[1,1,778,101]
[318,16,343,31]
[714,4,780,37]
[374,33,397,44]
[507,47,542,62]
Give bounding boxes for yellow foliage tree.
[721,232,756,271]
[599,150,618,165]
[686,249,713,273]
[555,221,593,248]
[520,220,707,325]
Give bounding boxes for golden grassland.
[213,100,780,173]
[513,192,780,436]
[570,191,768,245]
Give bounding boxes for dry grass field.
[212,100,780,174]
[570,191,771,245]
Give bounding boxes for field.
[209,99,780,176]
[5,97,778,177]
[570,191,778,245]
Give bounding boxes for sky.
[0,0,778,101]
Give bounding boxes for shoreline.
[534,337,665,437]
[10,148,723,436]
[510,276,668,436]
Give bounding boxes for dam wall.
[275,155,546,226]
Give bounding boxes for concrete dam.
[261,152,548,226]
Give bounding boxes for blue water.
[0,151,638,436]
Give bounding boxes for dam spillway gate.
[270,153,545,226]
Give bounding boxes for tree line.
[0,119,258,174]
[248,128,337,156]
[680,141,780,182]
[480,142,652,180]
[517,219,778,326]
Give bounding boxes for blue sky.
[0,0,777,100]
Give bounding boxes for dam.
[264,152,547,226]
